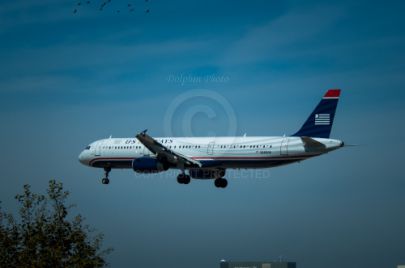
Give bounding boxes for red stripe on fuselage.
[89,157,134,165]
[192,155,311,160]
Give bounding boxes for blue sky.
[1,0,405,267]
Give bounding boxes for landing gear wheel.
[177,173,191,184]
[177,173,185,184]
[215,178,228,188]
[101,167,111,185]
[220,178,228,188]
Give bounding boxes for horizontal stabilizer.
[301,136,326,153]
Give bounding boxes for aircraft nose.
[78,151,88,165]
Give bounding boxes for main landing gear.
[177,173,191,184]
[101,167,111,185]
[214,178,228,188]
[176,172,228,188]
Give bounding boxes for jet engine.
[132,157,168,173]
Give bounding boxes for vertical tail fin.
[292,89,341,138]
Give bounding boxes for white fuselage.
[78,136,343,170]
[77,89,344,186]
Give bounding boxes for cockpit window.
[85,145,91,150]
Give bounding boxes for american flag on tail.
[315,114,330,125]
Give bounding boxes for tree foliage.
[0,180,112,267]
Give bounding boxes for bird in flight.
[71,0,152,15]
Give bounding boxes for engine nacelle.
[132,157,167,173]
[189,168,225,179]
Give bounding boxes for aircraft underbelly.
[200,158,303,169]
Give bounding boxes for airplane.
[78,89,344,188]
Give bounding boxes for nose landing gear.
[101,167,111,185]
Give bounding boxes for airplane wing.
[135,130,202,168]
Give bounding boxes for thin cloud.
[0,75,79,93]
[221,5,345,66]
[2,38,213,77]
[0,1,76,32]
